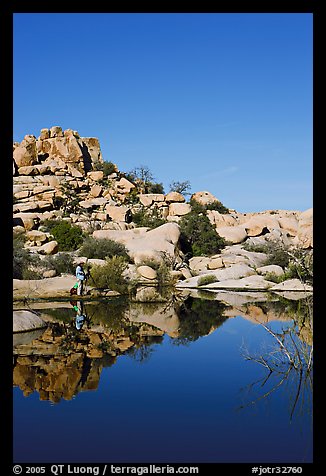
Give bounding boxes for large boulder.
[138,194,165,207]
[278,215,299,236]
[105,205,131,222]
[270,279,313,292]
[13,139,38,168]
[256,264,284,277]
[93,222,180,265]
[165,191,185,203]
[41,135,84,166]
[207,210,238,228]
[191,190,220,206]
[296,208,313,248]
[220,245,268,268]
[128,223,180,264]
[242,215,280,237]
[216,225,247,244]
[168,202,191,216]
[205,274,275,290]
[137,265,157,280]
[13,275,78,299]
[176,263,255,288]
[39,240,59,255]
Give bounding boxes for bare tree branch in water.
[239,312,313,422]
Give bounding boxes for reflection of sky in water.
[13,314,312,463]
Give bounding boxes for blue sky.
[13,13,313,213]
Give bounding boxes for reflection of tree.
[126,336,164,363]
[44,297,129,331]
[173,297,228,345]
[239,305,313,422]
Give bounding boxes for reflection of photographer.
[70,300,86,330]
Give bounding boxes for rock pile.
[13,126,313,296]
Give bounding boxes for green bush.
[264,245,290,268]
[43,219,83,251]
[197,275,218,286]
[132,208,167,229]
[147,182,165,194]
[89,256,129,293]
[139,253,175,288]
[179,212,226,257]
[93,160,116,177]
[189,198,229,214]
[243,241,313,285]
[13,235,43,279]
[79,236,129,260]
[206,200,229,214]
[43,252,76,275]
[263,272,286,284]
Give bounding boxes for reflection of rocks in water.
[13,328,46,348]
[128,301,180,338]
[181,288,312,327]
[13,317,165,403]
[13,292,312,402]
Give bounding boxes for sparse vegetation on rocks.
[78,236,129,261]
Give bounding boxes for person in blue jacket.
[75,262,86,296]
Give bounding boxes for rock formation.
[13,126,313,298]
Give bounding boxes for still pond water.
[13,290,313,463]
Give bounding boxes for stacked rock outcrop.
[13,126,313,296]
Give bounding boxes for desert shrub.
[13,235,42,279]
[206,200,229,214]
[124,188,140,205]
[54,183,81,215]
[137,254,174,288]
[43,252,76,275]
[179,212,226,257]
[189,198,229,214]
[242,241,290,267]
[147,182,164,194]
[242,242,268,253]
[42,219,83,251]
[132,208,167,229]
[264,245,291,268]
[243,241,313,284]
[89,256,129,293]
[79,236,129,260]
[93,160,117,177]
[264,272,286,284]
[197,274,218,286]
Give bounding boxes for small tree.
[169,180,191,195]
[43,219,83,251]
[126,165,164,193]
[179,212,226,257]
[90,256,129,293]
[128,165,154,185]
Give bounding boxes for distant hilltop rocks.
[13,125,103,176]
